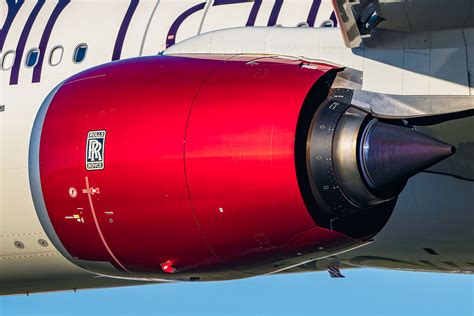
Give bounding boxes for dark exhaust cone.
[360,121,455,198]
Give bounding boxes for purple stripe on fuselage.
[330,10,338,27]
[246,0,262,26]
[10,0,45,85]
[0,0,25,51]
[166,2,206,48]
[212,0,261,27]
[213,0,251,5]
[112,0,139,61]
[32,0,70,83]
[306,0,321,27]
[267,0,283,26]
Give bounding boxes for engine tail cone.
[360,121,455,197]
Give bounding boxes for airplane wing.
[334,0,474,47]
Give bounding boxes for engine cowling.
[29,55,452,281]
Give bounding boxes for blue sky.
[1,269,473,316]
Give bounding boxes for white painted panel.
[141,0,206,55]
[319,47,363,69]
[363,49,404,94]
[318,27,347,48]
[0,1,43,81]
[210,28,267,54]
[431,29,465,48]
[402,49,430,95]
[0,169,44,247]
[404,0,471,32]
[0,2,6,27]
[314,1,335,27]
[200,2,253,33]
[0,167,89,290]
[37,0,131,86]
[166,27,325,58]
[0,1,32,117]
[404,31,431,50]
[1,1,32,53]
[13,1,60,86]
[121,0,159,58]
[264,27,320,56]
[1,2,57,176]
[254,0,277,26]
[429,47,469,95]
[276,0,313,27]
[374,1,409,31]
[248,0,334,28]
[427,29,468,95]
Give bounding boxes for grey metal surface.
[337,112,474,273]
[360,120,454,194]
[337,171,474,273]
[333,107,384,206]
[332,0,363,48]
[352,91,474,119]
[332,68,474,118]
[375,0,474,32]
[336,1,474,40]
[417,116,474,181]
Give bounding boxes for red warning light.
[161,260,176,274]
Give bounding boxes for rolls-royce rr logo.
[86,130,106,170]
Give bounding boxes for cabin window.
[1,50,16,70]
[320,20,335,28]
[73,44,88,63]
[49,46,64,66]
[25,48,40,68]
[297,22,309,28]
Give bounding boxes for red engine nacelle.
[29,55,378,281]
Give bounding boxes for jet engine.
[29,55,453,281]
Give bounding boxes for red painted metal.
[36,55,355,280]
[161,260,176,274]
[185,57,345,272]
